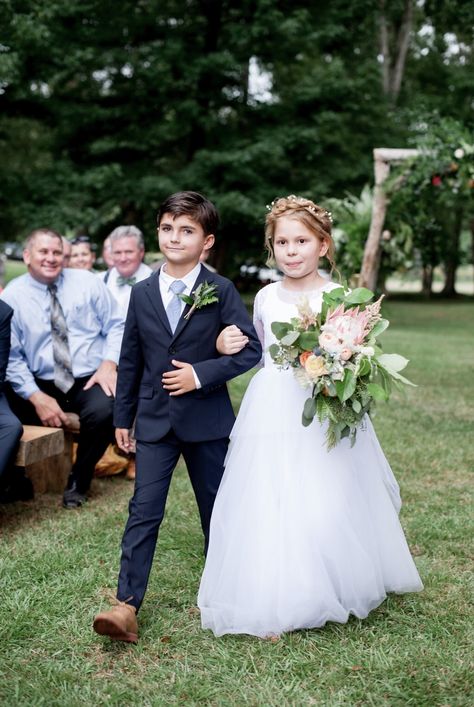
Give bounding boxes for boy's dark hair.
[157,191,219,236]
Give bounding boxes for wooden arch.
[359,148,418,290]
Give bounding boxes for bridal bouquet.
[269,287,415,450]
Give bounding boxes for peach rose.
[304,354,328,380]
[299,351,312,366]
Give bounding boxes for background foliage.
[1,0,473,277]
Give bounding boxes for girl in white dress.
[198,196,423,638]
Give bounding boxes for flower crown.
[266,195,333,223]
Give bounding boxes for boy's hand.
[116,427,133,453]
[216,325,248,355]
[162,360,196,396]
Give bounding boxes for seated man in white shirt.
[100,226,152,319]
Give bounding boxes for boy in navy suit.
[94,191,261,642]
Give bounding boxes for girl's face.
[273,215,328,286]
[69,243,95,270]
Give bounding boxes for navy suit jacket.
[0,300,13,395]
[114,265,262,442]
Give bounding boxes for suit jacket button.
[169,347,176,354]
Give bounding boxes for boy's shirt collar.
[160,262,202,292]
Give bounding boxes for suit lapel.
[144,268,173,336]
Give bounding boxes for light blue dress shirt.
[1,269,125,399]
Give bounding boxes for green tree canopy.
[1,0,473,276]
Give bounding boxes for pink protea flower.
[319,331,345,356]
[323,305,370,348]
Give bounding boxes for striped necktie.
[48,283,75,393]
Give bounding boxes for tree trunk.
[186,0,223,159]
[379,0,413,104]
[470,218,474,293]
[390,0,413,101]
[441,207,463,297]
[421,264,433,297]
[379,0,391,95]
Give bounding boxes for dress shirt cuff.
[20,381,41,400]
[192,366,202,390]
[103,349,121,366]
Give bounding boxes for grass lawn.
[0,299,473,706]
[2,258,27,284]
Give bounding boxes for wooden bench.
[15,423,76,494]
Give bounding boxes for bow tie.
[117,275,137,287]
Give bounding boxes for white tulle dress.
[198,281,423,638]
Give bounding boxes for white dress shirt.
[101,262,152,318]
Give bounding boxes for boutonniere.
[178,281,219,320]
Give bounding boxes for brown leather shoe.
[93,601,138,643]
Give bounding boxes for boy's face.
[157,213,214,272]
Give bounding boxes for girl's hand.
[216,325,249,355]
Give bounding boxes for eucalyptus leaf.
[341,368,357,401]
[370,319,389,337]
[303,396,317,422]
[268,343,280,360]
[281,331,300,346]
[367,382,388,401]
[357,357,371,377]
[299,331,319,349]
[271,321,291,339]
[324,286,345,301]
[344,287,374,305]
[377,353,409,373]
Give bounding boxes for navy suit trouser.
[117,430,228,611]
[0,394,23,484]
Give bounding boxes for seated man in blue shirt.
[0,299,24,502]
[1,228,125,508]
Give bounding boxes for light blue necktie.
[166,280,186,333]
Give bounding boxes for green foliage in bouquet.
[269,287,415,450]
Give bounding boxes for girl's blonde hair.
[264,195,338,277]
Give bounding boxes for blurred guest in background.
[69,236,97,272]
[100,226,152,480]
[101,236,115,271]
[61,237,72,268]
[100,226,152,319]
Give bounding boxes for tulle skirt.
[198,367,423,637]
